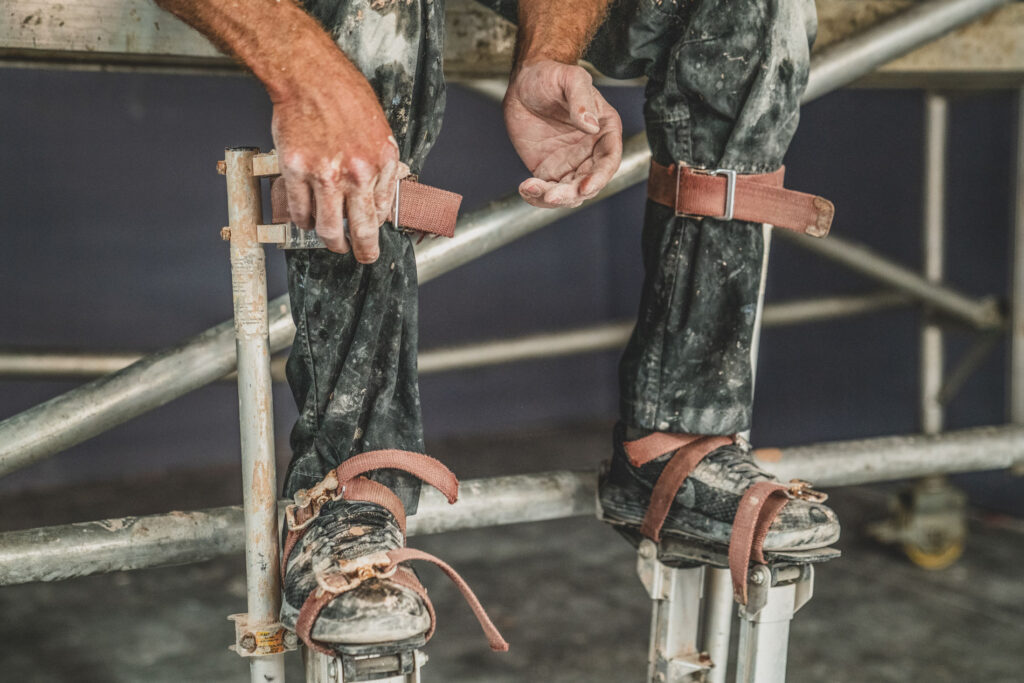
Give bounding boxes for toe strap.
[728,481,792,605]
[294,546,509,655]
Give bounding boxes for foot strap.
[295,548,509,655]
[646,161,834,236]
[624,433,734,541]
[282,450,458,579]
[625,432,826,606]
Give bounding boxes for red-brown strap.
[294,548,508,656]
[282,450,460,579]
[639,435,735,541]
[624,432,702,468]
[295,588,339,656]
[647,161,833,237]
[387,548,509,652]
[270,176,461,238]
[334,450,459,506]
[727,481,791,604]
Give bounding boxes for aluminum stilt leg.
[735,565,814,683]
[637,540,711,682]
[304,648,427,683]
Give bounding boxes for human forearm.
[155,0,362,102]
[515,0,612,67]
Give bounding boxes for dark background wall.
[0,67,1019,511]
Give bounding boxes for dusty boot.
[599,423,840,555]
[279,451,508,658]
[280,497,430,651]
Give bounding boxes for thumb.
[562,67,601,134]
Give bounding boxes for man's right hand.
[155,0,401,263]
[271,57,403,262]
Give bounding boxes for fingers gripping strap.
[623,432,702,468]
[270,176,461,238]
[728,481,791,604]
[387,548,510,652]
[640,435,734,541]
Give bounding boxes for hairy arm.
[503,0,622,208]
[155,0,400,260]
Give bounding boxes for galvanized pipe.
[225,147,285,683]
[1012,88,1024,425]
[802,0,1011,102]
[0,470,594,586]
[1,425,1021,586]
[755,424,1024,486]
[921,92,948,434]
[773,229,1002,330]
[0,292,912,382]
[0,0,998,475]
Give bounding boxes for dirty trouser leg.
[588,0,818,436]
[281,0,447,513]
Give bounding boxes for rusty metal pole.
[225,147,286,683]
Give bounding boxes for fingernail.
[583,112,599,128]
[523,184,541,196]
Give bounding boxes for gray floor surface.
[1,422,1021,682]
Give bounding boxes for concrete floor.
[1,422,1021,682]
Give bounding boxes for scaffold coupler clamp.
[228,613,298,658]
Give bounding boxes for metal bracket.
[305,647,428,682]
[227,613,297,657]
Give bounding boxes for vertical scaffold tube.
[1012,89,1024,427]
[921,92,948,435]
[225,147,286,683]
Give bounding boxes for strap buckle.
[315,551,398,594]
[675,165,738,221]
[786,479,829,503]
[285,470,342,531]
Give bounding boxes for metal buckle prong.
[393,175,401,231]
[675,164,737,222]
[713,168,737,221]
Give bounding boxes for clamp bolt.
[749,567,769,585]
[239,633,257,652]
[283,631,298,649]
[220,227,231,241]
[216,160,227,175]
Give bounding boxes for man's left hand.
[503,60,623,209]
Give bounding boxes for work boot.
[280,497,430,650]
[278,451,508,657]
[599,423,840,553]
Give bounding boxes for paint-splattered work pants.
[282,0,818,511]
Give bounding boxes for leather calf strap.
[647,161,834,237]
[270,176,462,238]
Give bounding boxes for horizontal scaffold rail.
[0,424,1021,587]
[0,291,912,381]
[1,0,1021,86]
[0,0,1008,479]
